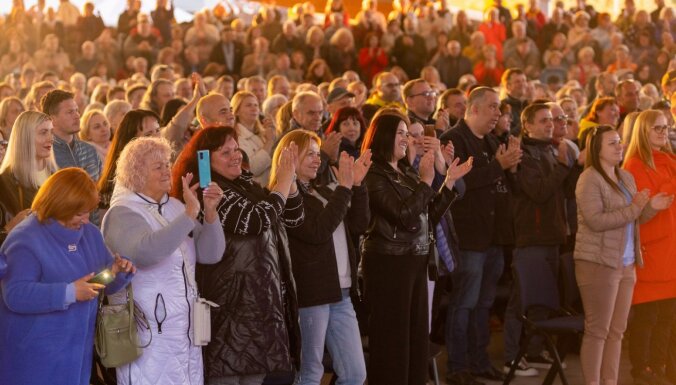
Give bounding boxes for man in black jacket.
[501,68,529,136]
[208,26,244,77]
[440,87,522,385]
[502,103,580,375]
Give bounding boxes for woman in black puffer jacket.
[172,126,304,385]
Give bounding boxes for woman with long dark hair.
[97,109,161,211]
[360,108,472,385]
[324,107,367,159]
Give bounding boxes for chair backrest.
[513,255,561,317]
[559,252,582,312]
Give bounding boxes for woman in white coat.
[102,137,226,384]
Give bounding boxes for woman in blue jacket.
[0,168,135,385]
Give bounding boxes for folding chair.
[502,255,584,385]
[558,252,582,315]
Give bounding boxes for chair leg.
[503,335,532,385]
[541,333,567,385]
[429,356,440,385]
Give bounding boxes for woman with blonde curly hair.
[102,136,225,385]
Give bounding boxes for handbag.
[95,285,152,368]
[193,297,219,346]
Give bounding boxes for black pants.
[364,252,429,385]
[628,298,676,377]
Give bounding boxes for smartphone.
[424,124,437,137]
[197,150,211,189]
[89,269,114,285]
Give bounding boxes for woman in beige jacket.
[574,125,671,385]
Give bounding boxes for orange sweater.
[624,151,676,304]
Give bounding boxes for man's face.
[52,99,81,135]
[293,98,324,132]
[447,41,461,56]
[601,74,617,96]
[377,74,401,102]
[272,78,290,98]
[472,91,501,135]
[248,82,266,104]
[328,96,353,115]
[664,80,676,100]
[406,82,437,118]
[202,95,235,128]
[444,94,467,120]
[154,83,175,111]
[525,108,554,140]
[506,73,528,99]
[550,105,568,140]
[618,82,639,111]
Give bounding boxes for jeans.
[446,246,504,373]
[503,246,560,362]
[295,289,366,385]
[207,374,266,385]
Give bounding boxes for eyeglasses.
[652,125,670,134]
[553,114,569,122]
[383,82,401,88]
[409,90,438,99]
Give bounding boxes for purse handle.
[96,284,152,361]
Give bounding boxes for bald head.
[197,93,235,128]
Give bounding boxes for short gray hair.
[116,136,172,192]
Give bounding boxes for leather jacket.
[362,159,458,256]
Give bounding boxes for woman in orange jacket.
[623,109,676,385]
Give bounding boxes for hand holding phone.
[88,268,115,286]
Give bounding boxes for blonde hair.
[0,111,56,189]
[620,111,641,147]
[625,110,674,169]
[32,167,99,222]
[231,91,264,135]
[268,129,321,189]
[79,109,109,141]
[115,136,172,193]
[0,97,25,134]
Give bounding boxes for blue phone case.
[197,150,211,188]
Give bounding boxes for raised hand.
[74,273,105,302]
[557,141,570,166]
[418,150,435,186]
[276,142,298,196]
[650,192,674,211]
[321,132,343,162]
[445,156,474,189]
[111,253,136,275]
[441,141,455,165]
[202,181,223,223]
[352,150,372,186]
[334,151,354,189]
[182,173,201,219]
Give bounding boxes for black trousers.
[628,298,676,377]
[363,251,429,385]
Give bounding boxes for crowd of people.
[0,0,675,385]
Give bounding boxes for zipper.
[393,225,397,239]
